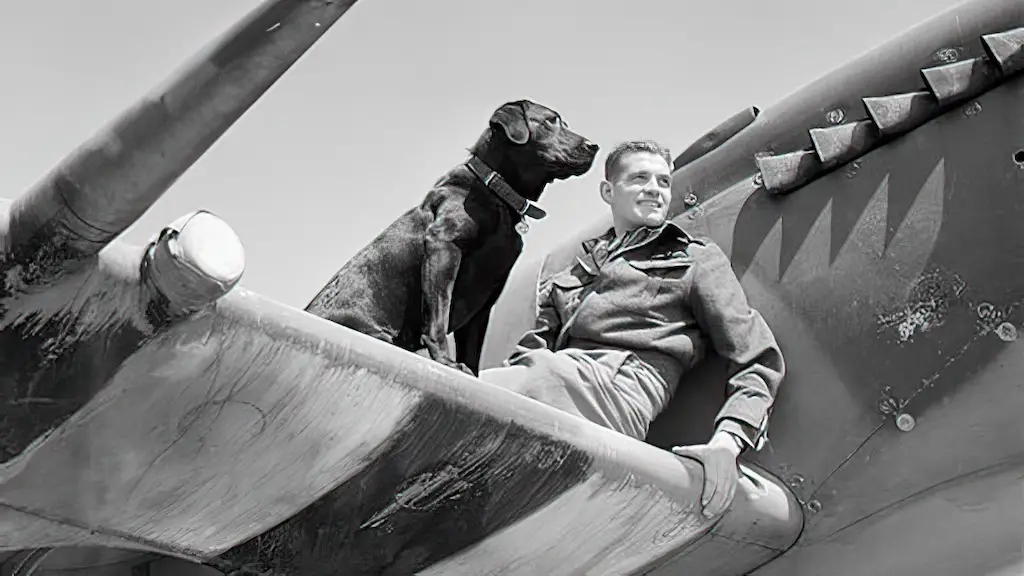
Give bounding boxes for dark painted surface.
[0,239,154,464]
[481,2,1024,572]
[213,395,591,575]
[0,307,149,464]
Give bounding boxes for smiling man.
[479,140,786,518]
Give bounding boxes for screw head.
[896,412,916,432]
[996,322,1018,342]
[935,47,959,63]
[826,108,845,124]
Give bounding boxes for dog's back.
[305,202,433,347]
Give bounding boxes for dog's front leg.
[421,216,474,376]
[454,308,490,375]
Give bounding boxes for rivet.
[788,474,805,487]
[896,412,916,432]
[684,193,699,207]
[806,500,822,513]
[996,322,1018,342]
[964,101,983,117]
[753,173,764,186]
[935,47,959,63]
[826,108,845,124]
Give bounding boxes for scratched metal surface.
[0,233,801,574]
[484,0,1024,574]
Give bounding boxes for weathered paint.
[0,0,353,481]
[0,259,799,573]
[0,291,423,556]
[0,199,155,465]
[0,506,156,553]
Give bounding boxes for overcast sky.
[0,0,963,308]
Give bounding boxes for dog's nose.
[585,140,599,153]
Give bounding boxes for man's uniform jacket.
[510,221,786,451]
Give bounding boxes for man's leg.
[479,350,587,419]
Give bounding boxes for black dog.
[305,100,598,375]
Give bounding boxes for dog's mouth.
[552,162,593,180]
[562,151,599,176]
[542,141,599,180]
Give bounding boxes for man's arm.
[688,241,786,452]
[505,265,563,364]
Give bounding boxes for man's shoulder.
[683,235,731,268]
[663,222,719,252]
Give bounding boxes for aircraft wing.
[0,196,801,574]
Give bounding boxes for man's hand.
[671,431,742,518]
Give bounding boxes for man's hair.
[604,140,673,181]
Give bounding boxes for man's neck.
[612,221,662,238]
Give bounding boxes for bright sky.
[1,0,962,309]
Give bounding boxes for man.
[479,140,785,518]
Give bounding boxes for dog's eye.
[547,116,564,129]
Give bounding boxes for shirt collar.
[580,220,700,255]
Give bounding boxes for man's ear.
[599,181,613,205]
[489,102,530,145]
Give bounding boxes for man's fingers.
[724,467,738,508]
[670,445,699,459]
[707,461,739,517]
[670,446,728,518]
[702,469,717,511]
[708,467,729,515]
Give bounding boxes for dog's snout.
[584,140,599,153]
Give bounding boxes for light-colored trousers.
[479,347,669,441]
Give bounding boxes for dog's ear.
[489,102,530,145]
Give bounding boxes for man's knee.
[479,365,528,393]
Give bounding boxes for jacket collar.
[574,220,702,275]
[580,220,700,255]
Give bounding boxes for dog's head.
[488,100,599,181]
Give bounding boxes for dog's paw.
[453,362,476,377]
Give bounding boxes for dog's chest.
[449,232,521,320]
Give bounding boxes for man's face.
[601,151,673,231]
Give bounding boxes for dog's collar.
[466,156,547,220]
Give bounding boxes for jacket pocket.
[549,270,593,320]
[626,256,693,280]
